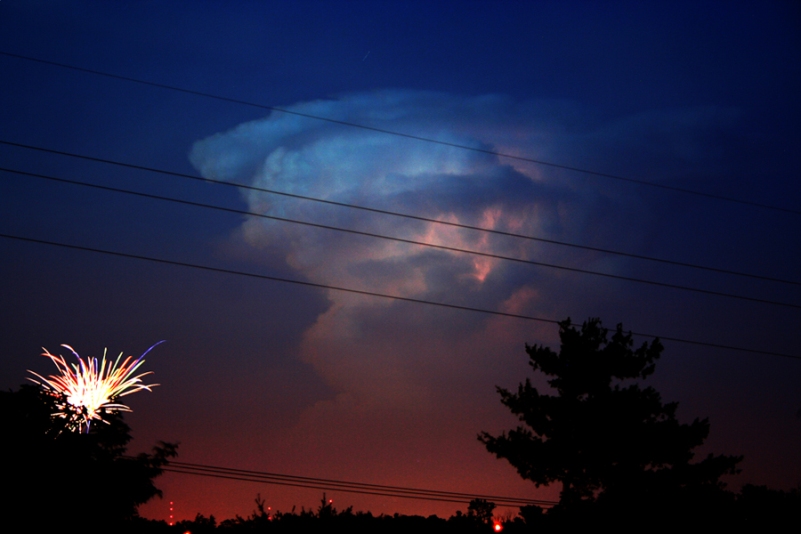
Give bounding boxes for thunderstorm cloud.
[188,90,739,479]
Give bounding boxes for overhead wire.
[0,231,798,360]
[3,166,799,310]
[1,53,799,360]
[3,46,798,513]
[155,460,557,507]
[0,50,798,217]
[2,140,797,288]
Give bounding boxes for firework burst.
[27,342,163,433]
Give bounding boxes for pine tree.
[479,318,740,521]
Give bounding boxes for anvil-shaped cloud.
[188,91,738,489]
[189,91,586,397]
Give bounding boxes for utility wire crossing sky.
[1,1,798,522]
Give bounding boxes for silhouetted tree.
[735,484,801,529]
[175,513,217,534]
[479,318,741,524]
[0,384,176,530]
[467,498,496,525]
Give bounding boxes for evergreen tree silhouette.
[479,318,741,525]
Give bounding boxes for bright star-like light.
[27,342,162,433]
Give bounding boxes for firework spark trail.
[27,341,163,432]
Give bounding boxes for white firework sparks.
[27,342,162,433]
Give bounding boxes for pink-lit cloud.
[187,90,747,514]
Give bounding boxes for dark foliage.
[117,484,801,534]
[132,494,498,534]
[479,318,742,525]
[466,498,495,525]
[734,484,801,530]
[0,384,176,530]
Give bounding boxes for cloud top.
[188,89,740,415]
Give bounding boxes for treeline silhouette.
[127,494,504,534]
[4,385,798,533]
[121,486,800,533]
[3,319,799,532]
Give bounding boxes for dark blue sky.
[1,0,799,521]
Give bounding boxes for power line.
[1,50,798,217]
[155,460,556,507]
[2,139,797,287]
[1,231,798,360]
[4,165,799,310]
[161,468,521,506]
